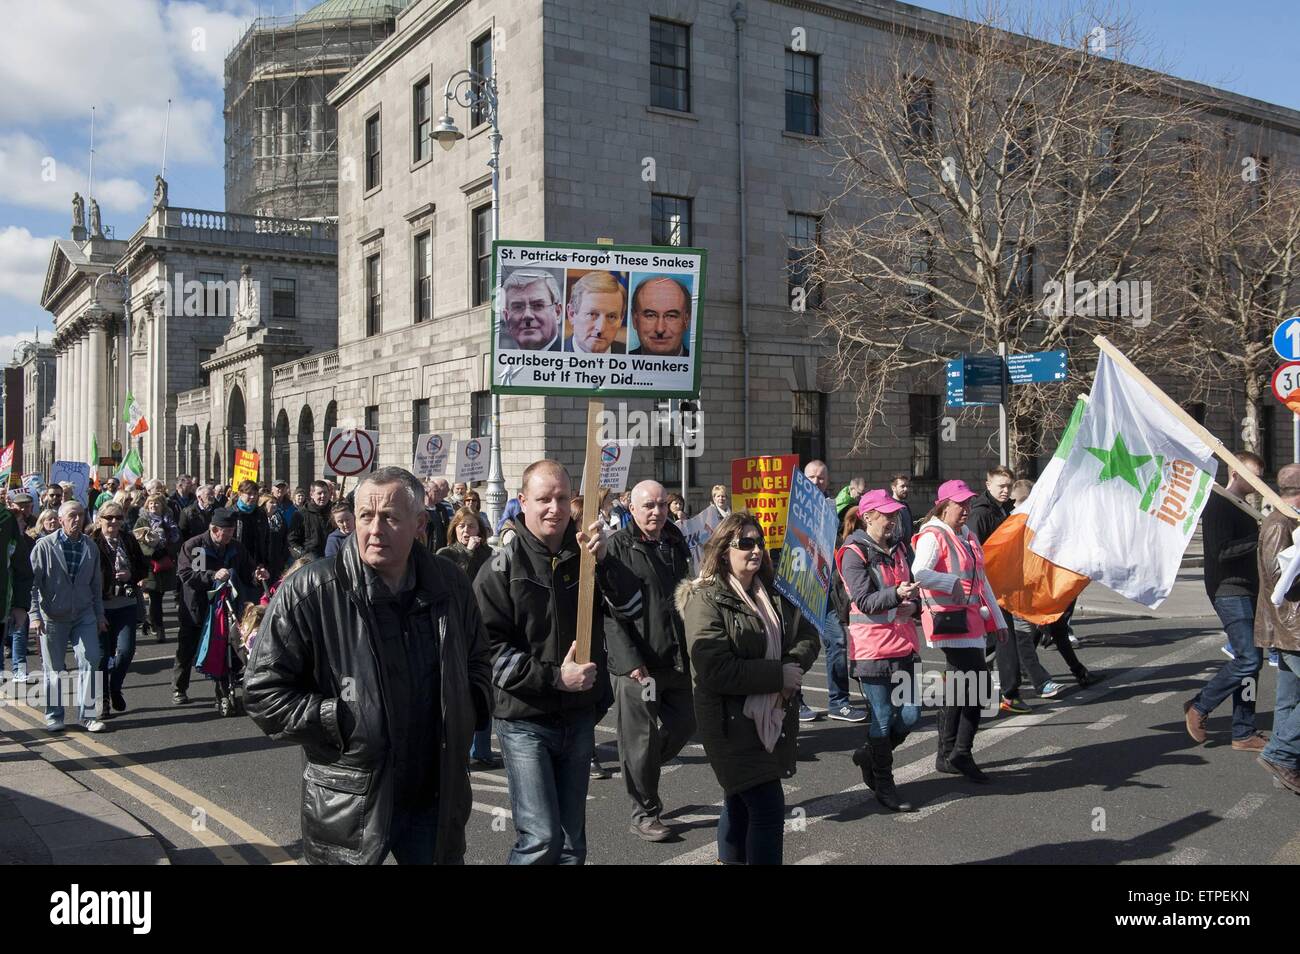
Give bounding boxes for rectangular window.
[412,398,430,457]
[786,213,821,306]
[413,232,432,323]
[472,205,492,306]
[791,391,827,468]
[366,253,382,336]
[906,79,934,146]
[272,277,296,318]
[1185,402,1206,427]
[365,112,381,191]
[197,347,216,387]
[653,400,696,488]
[908,243,932,309]
[412,77,431,163]
[909,393,940,479]
[1250,155,1270,210]
[651,194,692,247]
[471,390,490,438]
[199,271,225,317]
[1094,125,1119,188]
[650,18,690,112]
[365,405,379,433]
[785,51,819,136]
[471,32,493,127]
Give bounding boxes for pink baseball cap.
[936,479,977,504]
[858,489,905,514]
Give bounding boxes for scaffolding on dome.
[223,9,401,222]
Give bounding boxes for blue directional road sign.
[1006,349,1068,385]
[946,355,1005,407]
[1273,317,1300,361]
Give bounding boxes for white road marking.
[1224,793,1269,821]
[1169,847,1208,865]
[1086,713,1127,731]
[793,850,843,864]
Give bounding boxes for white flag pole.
[1093,335,1299,520]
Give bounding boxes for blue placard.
[1006,349,1068,385]
[774,470,839,638]
[1273,318,1300,361]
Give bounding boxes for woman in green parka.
[675,512,820,865]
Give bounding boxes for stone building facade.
[16,340,56,476]
[260,0,1300,511]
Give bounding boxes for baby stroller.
[195,581,247,717]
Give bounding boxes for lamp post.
[434,68,506,537]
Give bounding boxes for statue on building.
[88,198,103,238]
[72,193,85,230]
[153,175,168,210]
[236,263,261,331]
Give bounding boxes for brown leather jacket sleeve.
[1254,513,1300,651]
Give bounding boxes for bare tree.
[1169,140,1300,456]
[803,3,1204,469]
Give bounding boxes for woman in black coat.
[677,512,820,865]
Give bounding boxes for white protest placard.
[51,460,91,506]
[580,440,635,495]
[324,428,378,478]
[412,433,450,478]
[491,241,707,400]
[453,437,490,483]
[22,473,45,497]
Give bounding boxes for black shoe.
[1075,668,1098,687]
[172,690,188,705]
[111,691,126,712]
[888,725,909,751]
[590,758,612,780]
[470,754,503,770]
[156,629,167,644]
[868,737,912,812]
[948,752,991,784]
[851,746,875,790]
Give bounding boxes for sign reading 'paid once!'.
[490,240,707,399]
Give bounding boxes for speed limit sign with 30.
[1270,362,1300,414]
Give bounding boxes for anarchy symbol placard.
[324,427,378,478]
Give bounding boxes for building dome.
[297,0,410,22]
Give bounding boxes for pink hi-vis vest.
[911,525,995,643]
[835,541,920,662]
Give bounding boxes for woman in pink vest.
[837,490,923,812]
[911,479,1008,784]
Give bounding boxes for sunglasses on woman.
[101,516,122,522]
[729,535,764,552]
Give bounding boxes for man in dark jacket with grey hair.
[245,466,492,864]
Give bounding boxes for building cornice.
[327,0,468,109]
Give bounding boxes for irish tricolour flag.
[985,352,1218,617]
[124,392,149,437]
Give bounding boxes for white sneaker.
[84,719,108,733]
[46,720,65,733]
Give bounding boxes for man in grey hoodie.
[30,501,107,732]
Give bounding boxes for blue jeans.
[38,610,102,725]
[822,614,850,710]
[469,723,495,760]
[496,708,596,865]
[101,603,139,697]
[387,804,441,864]
[717,779,785,865]
[1195,596,1263,740]
[7,613,29,674]
[858,669,921,739]
[1263,650,1300,770]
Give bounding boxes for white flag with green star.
[1027,353,1217,607]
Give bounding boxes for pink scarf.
[729,575,785,753]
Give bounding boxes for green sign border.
[489,239,707,399]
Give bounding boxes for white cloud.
[0,133,149,214]
[0,333,40,368]
[165,1,258,84]
[97,98,220,169]
[0,226,59,307]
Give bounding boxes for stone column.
[87,315,107,467]
[53,345,63,460]
[74,332,86,466]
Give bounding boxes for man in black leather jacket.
[244,467,492,865]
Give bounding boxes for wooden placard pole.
[574,399,605,665]
[1093,335,1300,520]
[1210,482,1265,522]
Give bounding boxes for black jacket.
[437,542,490,583]
[425,502,454,553]
[90,528,148,602]
[179,502,215,543]
[968,490,1012,544]
[244,541,492,865]
[289,501,333,559]
[1201,491,1259,599]
[472,518,643,721]
[231,505,267,566]
[8,525,34,615]
[258,508,291,582]
[177,531,256,629]
[603,520,692,676]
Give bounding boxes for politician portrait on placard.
[492,241,705,398]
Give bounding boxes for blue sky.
[1,0,1296,362]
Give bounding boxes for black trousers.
[940,646,987,759]
[989,617,1053,698]
[615,670,696,822]
[172,620,202,694]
